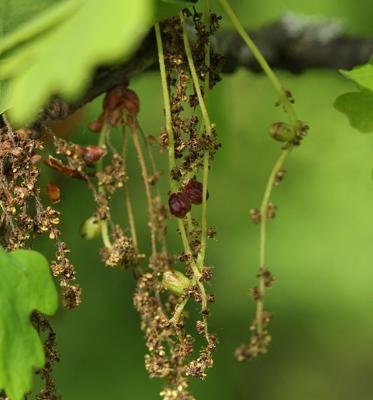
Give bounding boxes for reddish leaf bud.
[168,192,191,218]
[122,88,140,116]
[103,86,125,111]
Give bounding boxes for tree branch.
[38,14,373,124]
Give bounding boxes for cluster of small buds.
[50,242,81,308]
[250,208,261,224]
[32,312,60,400]
[235,329,272,362]
[96,153,126,194]
[0,123,44,250]
[100,225,138,268]
[274,168,287,186]
[266,202,277,219]
[291,120,309,146]
[34,206,60,240]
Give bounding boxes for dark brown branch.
[37,15,373,125]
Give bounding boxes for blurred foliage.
[28,0,373,399]
[335,62,373,133]
[0,249,57,400]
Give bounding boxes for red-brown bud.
[183,179,208,205]
[168,192,191,218]
[81,145,106,166]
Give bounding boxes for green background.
[34,0,373,399]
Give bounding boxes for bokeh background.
[34,0,373,399]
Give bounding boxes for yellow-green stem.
[180,12,212,272]
[122,129,139,252]
[97,124,112,249]
[130,124,157,256]
[155,21,208,321]
[219,0,298,125]
[180,12,212,133]
[154,22,177,193]
[256,149,291,334]
[204,0,210,98]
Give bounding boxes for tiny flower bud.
[81,145,106,166]
[268,122,294,142]
[80,216,101,240]
[162,270,191,295]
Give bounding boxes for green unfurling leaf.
[334,89,373,133]
[0,0,154,125]
[0,248,58,400]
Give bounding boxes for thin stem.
[121,129,139,252]
[137,120,168,253]
[256,149,290,334]
[219,0,304,344]
[154,22,177,193]
[204,0,210,98]
[155,22,208,321]
[129,121,157,256]
[180,12,211,271]
[219,0,297,124]
[180,12,212,135]
[97,124,112,249]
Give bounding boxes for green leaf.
[334,89,373,133]
[0,0,154,125]
[0,0,61,36]
[340,62,373,92]
[0,0,80,56]
[0,248,58,400]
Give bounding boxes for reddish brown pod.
[47,181,61,203]
[183,179,208,205]
[168,192,191,218]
